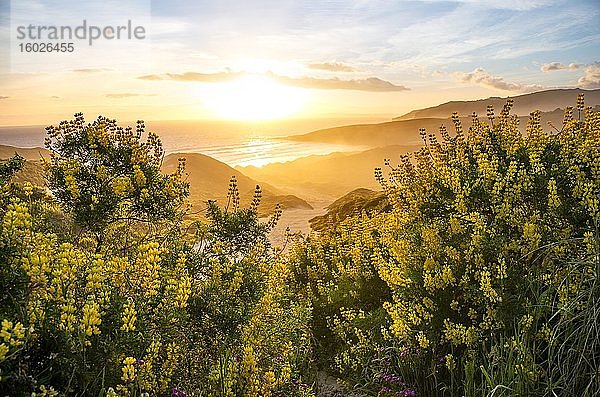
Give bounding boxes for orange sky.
[0,0,598,126]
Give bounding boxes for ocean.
[0,117,379,167]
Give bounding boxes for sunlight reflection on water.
[0,119,376,167]
[190,138,368,167]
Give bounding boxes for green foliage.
[289,214,391,384]
[0,115,313,396]
[0,154,25,184]
[1,96,598,396]
[45,113,189,235]
[289,95,600,396]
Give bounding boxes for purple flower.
[401,389,416,396]
[171,387,186,397]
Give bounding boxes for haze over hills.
[3,88,599,235]
[309,188,389,231]
[161,152,312,216]
[0,146,313,218]
[394,88,600,120]
[289,109,571,148]
[289,89,599,148]
[244,89,600,232]
[238,145,416,201]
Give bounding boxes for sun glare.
[205,75,307,121]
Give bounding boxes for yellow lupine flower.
[133,165,146,186]
[547,179,561,209]
[64,174,80,198]
[0,343,9,362]
[112,176,133,196]
[81,300,102,336]
[59,297,76,332]
[121,299,137,332]
[0,319,26,347]
[121,356,136,382]
[445,354,456,371]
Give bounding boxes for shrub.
[45,113,188,241]
[290,95,599,396]
[0,115,314,396]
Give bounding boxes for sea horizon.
[0,116,381,167]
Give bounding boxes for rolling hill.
[0,144,50,160]
[288,110,569,148]
[0,145,50,186]
[288,90,599,148]
[309,188,389,231]
[394,88,600,120]
[161,152,312,216]
[0,146,312,217]
[237,145,417,201]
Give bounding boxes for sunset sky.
[0,0,598,126]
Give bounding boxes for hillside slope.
[162,152,312,215]
[238,145,416,201]
[288,110,569,148]
[0,147,312,216]
[394,88,600,120]
[309,188,389,231]
[0,145,50,160]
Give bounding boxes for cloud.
[307,62,355,72]
[51,96,61,99]
[455,68,544,92]
[432,0,555,10]
[73,68,112,73]
[105,93,156,99]
[0,96,8,100]
[271,74,409,92]
[139,71,409,92]
[138,72,241,82]
[541,62,583,72]
[578,62,600,89]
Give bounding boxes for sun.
[205,74,307,121]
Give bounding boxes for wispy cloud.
[138,71,240,82]
[139,71,409,92]
[307,62,355,72]
[272,74,408,92]
[578,62,600,89]
[0,96,9,100]
[105,93,155,99]
[73,68,112,73]
[541,62,583,72]
[425,0,556,11]
[455,68,544,92]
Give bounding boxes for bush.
[290,95,599,396]
[45,113,188,240]
[0,115,314,396]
